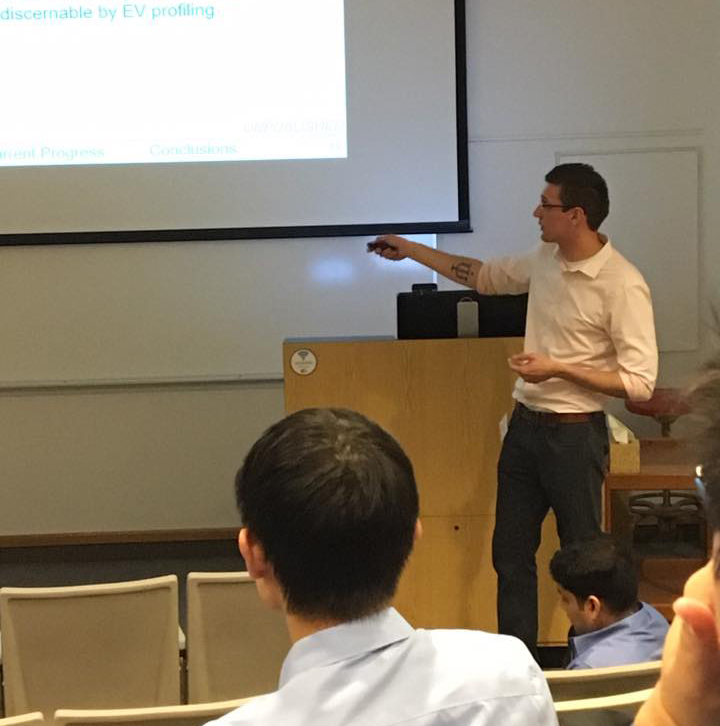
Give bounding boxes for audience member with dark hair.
[550,535,668,669]
[636,354,720,726]
[207,407,558,726]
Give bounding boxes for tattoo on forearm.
[451,261,473,283]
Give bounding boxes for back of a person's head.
[550,534,638,614]
[236,407,419,622]
[545,162,609,231]
[691,350,720,535]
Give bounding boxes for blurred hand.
[367,234,413,261]
[636,554,720,726]
[507,352,561,383]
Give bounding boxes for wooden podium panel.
[283,337,567,643]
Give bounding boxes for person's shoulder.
[569,609,667,669]
[640,602,671,628]
[428,627,530,651]
[602,241,648,284]
[423,629,544,690]
[418,630,556,722]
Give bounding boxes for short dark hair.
[545,163,609,231]
[550,535,638,614]
[235,407,419,621]
[690,351,720,533]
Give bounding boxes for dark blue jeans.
[491,404,608,660]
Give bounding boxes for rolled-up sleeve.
[475,252,533,295]
[608,278,658,401]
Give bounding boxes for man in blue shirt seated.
[550,535,669,669]
[207,407,557,726]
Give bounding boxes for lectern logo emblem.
[290,349,317,376]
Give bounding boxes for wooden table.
[604,438,696,530]
[604,438,703,619]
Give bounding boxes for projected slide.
[0,0,347,167]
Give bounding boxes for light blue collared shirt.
[568,602,669,669]
[207,607,558,726]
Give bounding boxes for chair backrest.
[186,572,290,702]
[0,576,180,719]
[0,713,45,726]
[544,660,661,701]
[53,698,254,726]
[554,687,652,726]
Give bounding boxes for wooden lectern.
[283,337,567,643]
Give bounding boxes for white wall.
[1,0,716,535]
[444,0,716,435]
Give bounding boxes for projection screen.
[0,0,468,243]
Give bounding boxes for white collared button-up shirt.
[206,608,558,726]
[475,239,658,413]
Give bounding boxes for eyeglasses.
[538,202,570,211]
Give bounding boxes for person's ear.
[238,527,270,581]
[238,528,285,611]
[572,206,587,227]
[586,595,602,620]
[414,518,423,543]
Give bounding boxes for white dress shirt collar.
[552,236,613,279]
[280,607,414,686]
